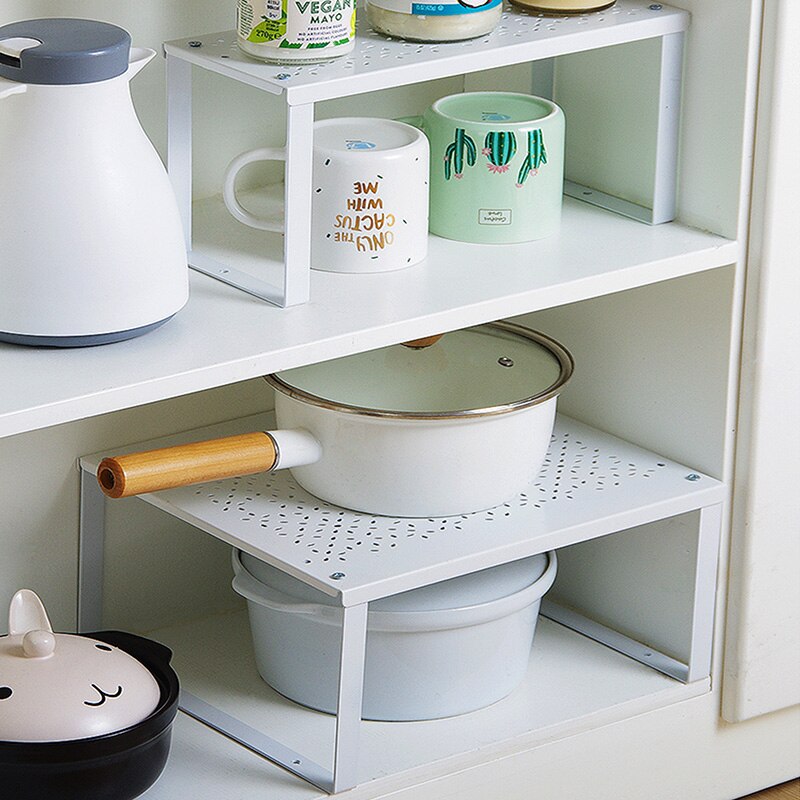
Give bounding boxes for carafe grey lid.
[0,18,131,85]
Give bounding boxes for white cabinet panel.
[723,0,800,722]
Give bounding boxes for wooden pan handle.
[97,432,278,499]
[401,334,443,349]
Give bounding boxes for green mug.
[402,92,565,244]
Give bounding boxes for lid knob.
[22,629,56,658]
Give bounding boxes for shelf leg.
[166,53,193,253]
[179,692,333,792]
[78,467,106,632]
[332,602,369,793]
[565,30,684,224]
[540,600,691,682]
[169,50,298,305]
[650,30,684,225]
[531,58,556,100]
[685,502,723,682]
[281,102,315,307]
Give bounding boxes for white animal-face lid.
[0,590,160,742]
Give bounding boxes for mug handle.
[223,147,286,232]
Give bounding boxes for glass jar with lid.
[366,0,502,43]
[236,0,356,64]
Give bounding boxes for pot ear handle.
[91,630,174,666]
[9,589,53,636]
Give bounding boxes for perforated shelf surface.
[82,412,724,606]
[163,1,688,104]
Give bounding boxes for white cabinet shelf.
[0,199,735,440]
[138,611,709,800]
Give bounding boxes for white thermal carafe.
[0,18,188,346]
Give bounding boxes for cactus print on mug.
[445,126,547,183]
[516,129,547,187]
[483,131,517,174]
[444,129,477,180]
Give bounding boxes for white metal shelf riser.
[137,610,711,799]
[165,1,689,305]
[78,410,724,791]
[163,3,687,104]
[79,411,725,607]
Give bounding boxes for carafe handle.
[0,75,26,99]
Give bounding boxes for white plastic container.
[232,548,557,721]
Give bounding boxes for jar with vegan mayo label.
[236,0,355,63]
[366,0,501,42]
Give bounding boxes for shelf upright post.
[650,30,684,224]
[332,602,369,793]
[563,26,685,225]
[531,58,556,101]
[282,101,315,307]
[77,466,106,632]
[685,502,723,682]
[166,52,193,254]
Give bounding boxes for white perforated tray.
[163,1,688,104]
[82,412,724,606]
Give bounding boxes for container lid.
[267,322,573,419]
[239,550,550,611]
[0,590,160,742]
[0,18,131,85]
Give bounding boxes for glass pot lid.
[266,321,573,419]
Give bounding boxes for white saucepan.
[97,322,573,517]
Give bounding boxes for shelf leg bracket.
[686,502,723,682]
[78,465,106,633]
[179,692,333,792]
[541,599,691,682]
[565,30,685,225]
[166,53,315,306]
[332,602,369,793]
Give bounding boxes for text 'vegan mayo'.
[237,0,356,63]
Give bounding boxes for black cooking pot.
[0,630,179,800]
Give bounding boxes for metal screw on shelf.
[330,572,346,580]
[274,73,291,80]
[648,4,663,10]
[188,40,202,48]
[685,473,701,482]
